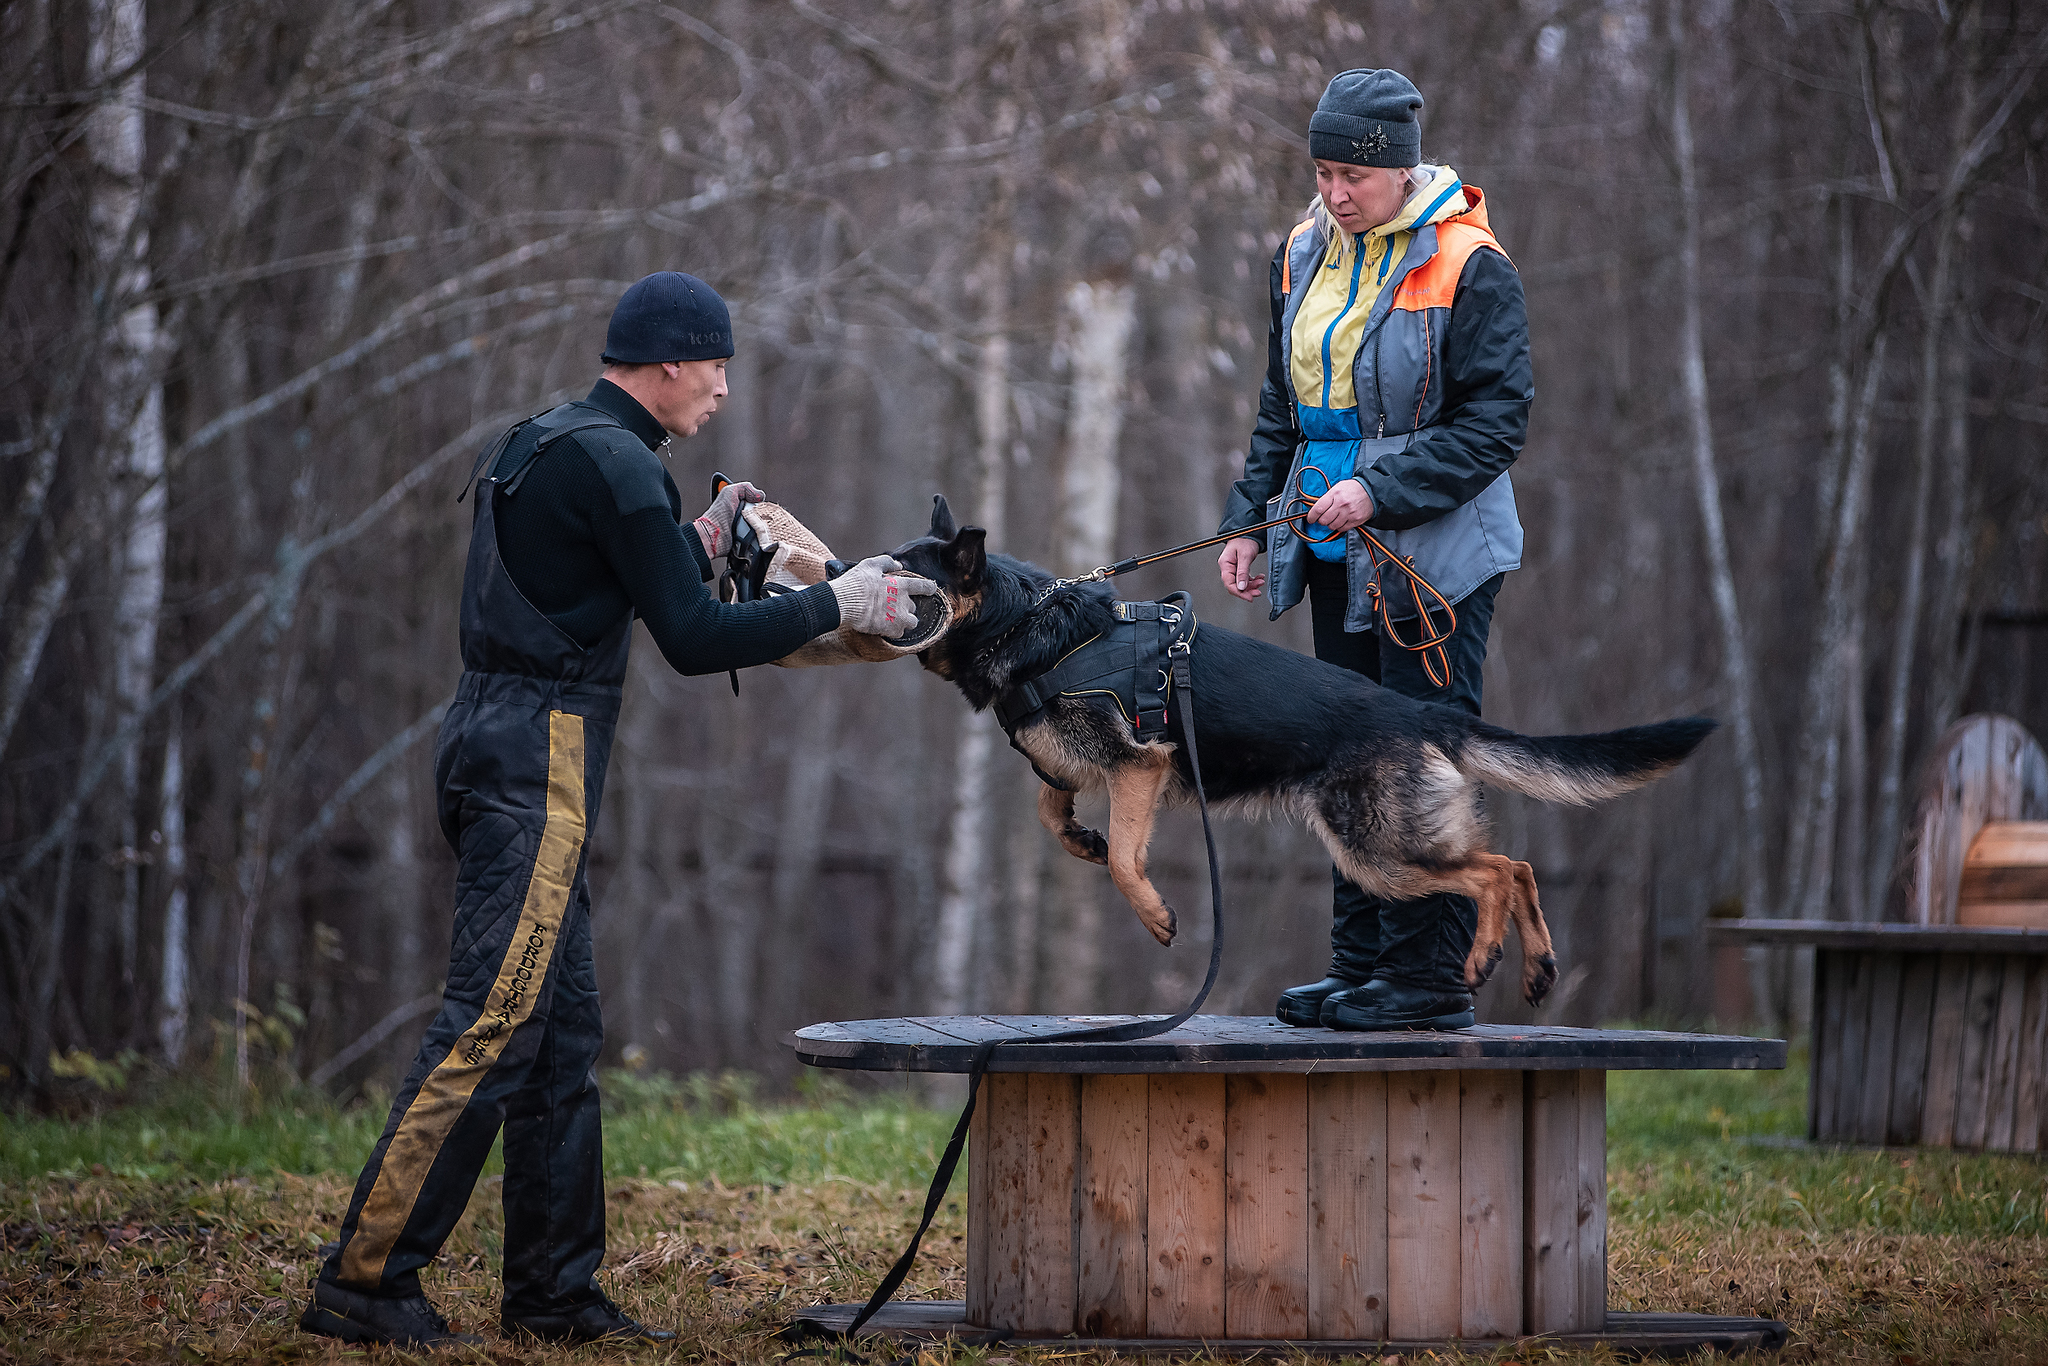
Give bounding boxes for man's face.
[649,358,728,437]
[1314,159,1409,235]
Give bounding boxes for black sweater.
[489,380,838,674]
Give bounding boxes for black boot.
[1322,978,1475,1031]
[299,1279,482,1347]
[1275,869,1382,1027]
[1322,890,1478,1032]
[503,1292,677,1344]
[1276,975,1360,1027]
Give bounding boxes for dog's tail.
[1457,716,1717,806]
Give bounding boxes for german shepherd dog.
[887,497,1716,1006]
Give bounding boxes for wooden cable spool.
[1895,714,2048,925]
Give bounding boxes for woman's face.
[1315,159,1409,235]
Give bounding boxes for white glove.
[829,556,938,639]
[693,481,764,559]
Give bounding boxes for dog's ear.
[928,495,957,542]
[942,526,987,592]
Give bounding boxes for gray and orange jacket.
[1220,172,1531,626]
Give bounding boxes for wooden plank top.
[1707,918,2048,953]
[787,1016,1785,1074]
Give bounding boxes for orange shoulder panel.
[1279,216,1317,297]
[1393,188,1513,312]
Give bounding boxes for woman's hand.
[1218,538,1266,602]
[1306,477,1375,535]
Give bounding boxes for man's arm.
[1355,248,1532,530]
[609,510,841,675]
[1218,240,1304,548]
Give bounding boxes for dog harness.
[989,591,1197,789]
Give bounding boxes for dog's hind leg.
[1104,752,1178,946]
[1038,784,1108,865]
[1456,854,1517,994]
[1507,860,1558,1005]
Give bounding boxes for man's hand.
[692,480,764,558]
[829,556,939,639]
[1218,537,1266,602]
[1306,476,1375,537]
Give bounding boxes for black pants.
[1306,561,1502,992]
[322,697,610,1315]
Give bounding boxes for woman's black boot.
[1322,891,1478,1031]
[1275,873,1381,1027]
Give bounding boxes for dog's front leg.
[1104,754,1177,946]
[1507,860,1558,1005]
[1037,784,1108,865]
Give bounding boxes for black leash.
[793,631,1224,1361]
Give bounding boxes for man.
[300,271,930,1346]
[1216,68,1532,1032]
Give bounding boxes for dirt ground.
[4,1168,2046,1364]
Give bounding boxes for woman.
[1216,68,1532,1032]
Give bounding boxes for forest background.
[3,0,2046,1101]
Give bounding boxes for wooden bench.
[786,1015,1789,1356]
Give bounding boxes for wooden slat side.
[1020,1072,1080,1334]
[1810,951,1843,1140]
[1985,958,2030,1151]
[1888,953,1939,1146]
[2016,962,2048,1154]
[1921,953,1974,1146]
[967,1074,991,1325]
[1953,957,2005,1150]
[1307,1072,1388,1341]
[983,1072,1031,1330]
[1224,1074,1310,1339]
[1523,1070,1579,1334]
[1857,953,1905,1145]
[1077,1074,1149,1337]
[1145,1073,1226,1338]
[1575,1070,1608,1333]
[1458,1070,1523,1339]
[1386,1070,1461,1339]
[1833,951,1874,1146]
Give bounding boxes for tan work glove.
[693,480,764,559]
[828,556,937,639]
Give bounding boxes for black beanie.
[601,271,734,365]
[1308,68,1423,168]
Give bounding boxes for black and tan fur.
[888,498,1716,1006]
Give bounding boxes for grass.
[2,1056,2045,1363]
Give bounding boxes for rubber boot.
[1275,869,1381,1027]
[1322,891,1478,1032]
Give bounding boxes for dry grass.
[4,1064,2047,1364]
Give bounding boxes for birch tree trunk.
[89,0,168,1017]
[156,702,190,1063]
[1669,0,1770,943]
[934,234,1013,1017]
[1044,278,1137,1012]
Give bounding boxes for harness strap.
[455,404,627,503]
[989,594,1195,778]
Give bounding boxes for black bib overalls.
[321,407,629,1314]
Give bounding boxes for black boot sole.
[1324,1006,1476,1032]
[298,1301,480,1347]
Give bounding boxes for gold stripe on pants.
[339,710,586,1289]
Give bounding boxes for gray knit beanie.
[1308,69,1423,168]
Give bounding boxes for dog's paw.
[1152,904,1177,947]
[1462,940,1505,989]
[1524,952,1559,1007]
[1059,827,1109,864]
